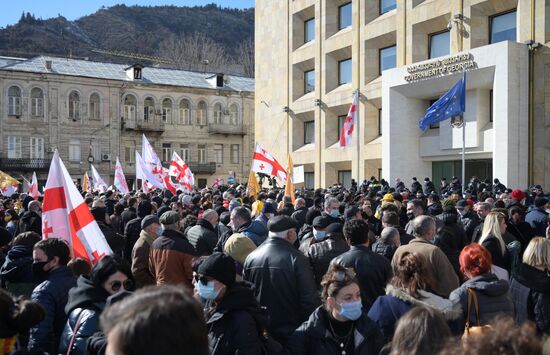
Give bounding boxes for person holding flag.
[251,143,287,183]
[114,157,129,194]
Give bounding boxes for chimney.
[45,60,52,70]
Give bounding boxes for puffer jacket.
[371,240,398,261]
[510,263,550,334]
[449,273,514,329]
[286,306,384,355]
[215,220,268,252]
[59,276,110,355]
[206,282,266,355]
[0,244,36,297]
[28,266,77,354]
[187,218,218,256]
[307,234,349,285]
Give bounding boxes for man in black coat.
[18,200,42,236]
[120,197,138,232]
[124,201,152,262]
[243,216,320,346]
[331,219,392,310]
[456,199,480,242]
[291,198,308,230]
[410,177,423,195]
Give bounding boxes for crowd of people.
[0,175,549,355]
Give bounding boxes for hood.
[65,275,110,314]
[20,210,39,223]
[0,245,33,280]
[463,273,510,297]
[515,263,550,294]
[386,284,462,320]
[243,219,267,237]
[207,281,267,327]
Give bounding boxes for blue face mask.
[330,210,340,218]
[313,229,326,241]
[338,301,362,321]
[195,280,219,300]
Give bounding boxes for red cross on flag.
[113,157,129,194]
[141,134,164,186]
[29,171,41,200]
[339,91,359,148]
[42,150,112,264]
[251,143,287,182]
[169,151,194,192]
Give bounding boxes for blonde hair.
[523,237,550,268]
[479,212,506,254]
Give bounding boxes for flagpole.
[461,115,465,192]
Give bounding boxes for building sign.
[405,53,475,82]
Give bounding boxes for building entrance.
[432,159,492,192]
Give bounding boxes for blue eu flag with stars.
[419,73,466,131]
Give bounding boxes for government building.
[255,0,550,190]
[0,56,255,188]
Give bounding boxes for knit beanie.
[197,252,236,287]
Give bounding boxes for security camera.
[447,21,453,31]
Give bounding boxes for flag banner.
[42,150,112,264]
[114,157,129,194]
[21,175,31,193]
[284,155,295,203]
[90,164,108,193]
[339,91,359,148]
[169,151,194,192]
[251,143,287,182]
[136,151,164,190]
[29,171,41,200]
[247,170,260,198]
[293,165,305,184]
[212,177,223,189]
[162,167,177,195]
[141,134,164,185]
[0,171,19,197]
[142,180,155,193]
[419,73,466,131]
[82,172,92,193]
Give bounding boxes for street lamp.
[88,124,111,183]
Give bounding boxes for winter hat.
[456,200,469,210]
[262,202,277,214]
[180,194,192,206]
[159,211,181,225]
[535,197,549,208]
[137,201,153,218]
[156,205,171,218]
[325,223,343,237]
[90,207,106,223]
[229,199,242,212]
[223,233,257,265]
[197,252,236,287]
[141,215,159,230]
[442,199,455,210]
[382,193,394,202]
[312,216,331,229]
[510,189,526,202]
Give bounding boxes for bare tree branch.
[235,37,254,77]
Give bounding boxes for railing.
[0,158,49,171]
[123,118,165,132]
[162,161,217,175]
[208,123,247,135]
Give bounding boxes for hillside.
[0,4,254,75]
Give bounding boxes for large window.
[30,137,44,159]
[31,88,44,118]
[214,144,223,164]
[490,10,516,44]
[304,69,315,93]
[123,95,136,121]
[229,104,239,125]
[89,93,100,120]
[304,172,315,189]
[125,147,134,163]
[162,143,171,162]
[304,121,315,144]
[429,31,450,59]
[337,115,346,141]
[68,91,80,120]
[180,144,190,162]
[338,58,352,85]
[380,0,396,14]
[197,101,207,125]
[7,86,21,116]
[378,109,382,136]
[380,45,396,73]
[304,18,315,43]
[69,140,81,162]
[179,99,191,125]
[213,103,223,124]
[198,144,207,163]
[162,98,172,123]
[144,97,154,122]
[230,144,240,164]
[7,136,22,159]
[338,3,352,30]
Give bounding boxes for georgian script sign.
[405,53,475,82]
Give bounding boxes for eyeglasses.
[110,279,134,292]
[194,273,210,286]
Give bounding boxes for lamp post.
[88,124,111,184]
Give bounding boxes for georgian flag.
[82,172,92,193]
[29,171,41,200]
[169,151,194,192]
[42,150,112,264]
[251,143,287,182]
[90,164,108,193]
[114,157,129,194]
[136,151,164,190]
[339,91,359,148]
[141,134,164,185]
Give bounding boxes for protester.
[372,226,400,261]
[187,209,219,256]
[123,200,153,262]
[0,231,41,298]
[479,211,511,271]
[18,200,42,236]
[307,223,349,285]
[131,215,161,288]
[526,197,549,236]
[299,215,331,254]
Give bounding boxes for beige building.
[255,0,550,190]
[0,56,254,188]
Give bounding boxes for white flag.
[114,157,129,194]
[90,164,108,193]
[136,151,164,190]
[29,171,41,200]
[141,134,164,186]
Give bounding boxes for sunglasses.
[194,273,210,286]
[110,279,134,292]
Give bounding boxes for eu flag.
[419,73,466,131]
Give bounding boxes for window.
[380,0,396,14]
[30,137,44,159]
[230,144,240,164]
[144,97,154,122]
[7,86,21,116]
[304,18,315,43]
[90,141,100,162]
[490,10,516,44]
[428,99,439,129]
[162,143,171,162]
[198,144,207,163]
[338,58,352,85]
[197,101,207,125]
[489,90,493,122]
[229,104,239,125]
[304,70,315,93]
[123,95,136,121]
[429,31,450,59]
[89,93,100,120]
[162,98,172,123]
[338,3,352,30]
[337,115,346,141]
[380,45,396,73]
[180,144,190,162]
[7,136,22,159]
[69,140,81,162]
[179,99,191,125]
[213,103,223,124]
[69,91,80,119]
[214,144,223,164]
[125,147,134,163]
[378,109,382,136]
[338,170,352,188]
[304,172,315,189]
[31,88,44,117]
[304,121,315,144]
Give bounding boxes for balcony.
[208,123,247,135]
[0,158,49,171]
[162,161,217,175]
[123,118,165,132]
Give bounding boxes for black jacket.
[206,282,265,355]
[510,263,550,334]
[243,237,320,345]
[458,210,480,241]
[98,222,124,256]
[123,216,143,263]
[436,211,468,251]
[291,207,308,230]
[307,234,349,285]
[507,221,535,255]
[411,181,423,194]
[0,244,36,298]
[481,234,510,271]
[285,306,383,355]
[18,210,42,236]
[332,245,392,310]
[371,240,398,262]
[187,218,218,256]
[120,207,137,233]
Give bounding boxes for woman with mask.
[59,255,134,355]
[286,263,384,355]
[194,252,266,355]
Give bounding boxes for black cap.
[197,252,236,287]
[141,215,160,229]
[326,223,343,236]
[312,215,331,228]
[456,200,469,210]
[535,197,549,208]
[344,206,360,220]
[268,215,298,232]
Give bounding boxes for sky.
[0,0,255,28]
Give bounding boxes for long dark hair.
[391,252,434,298]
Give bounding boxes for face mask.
[338,301,362,321]
[313,229,326,241]
[329,210,339,218]
[195,280,219,300]
[32,261,50,283]
[407,212,415,221]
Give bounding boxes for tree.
[235,37,254,77]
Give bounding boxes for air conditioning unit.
[47,147,55,153]
[102,154,112,161]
